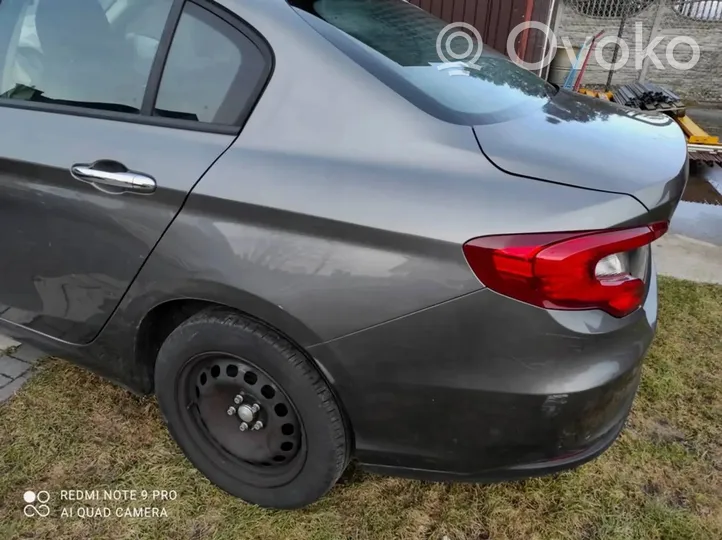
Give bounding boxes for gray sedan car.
[0,0,687,508]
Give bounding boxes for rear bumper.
[362,394,634,483]
[310,265,657,480]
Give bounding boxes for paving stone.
[0,334,20,352]
[9,345,48,364]
[0,355,32,379]
[0,376,30,403]
[0,373,10,388]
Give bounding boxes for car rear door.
[0,0,271,343]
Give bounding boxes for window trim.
[140,0,185,116]
[0,0,274,134]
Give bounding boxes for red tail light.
[462,222,668,318]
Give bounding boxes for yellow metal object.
[677,114,720,145]
[574,86,722,164]
[577,88,614,100]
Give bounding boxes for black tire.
[154,308,349,509]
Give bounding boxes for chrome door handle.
[71,163,156,194]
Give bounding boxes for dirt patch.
[642,480,662,496]
[336,460,367,486]
[709,449,722,472]
[688,112,722,140]
[682,171,722,206]
[643,418,687,445]
[669,489,692,510]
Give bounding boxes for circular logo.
[436,22,484,69]
[23,490,50,517]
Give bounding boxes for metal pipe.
[688,143,722,152]
[564,36,592,89]
[517,0,536,64]
[639,0,666,83]
[539,0,559,78]
[573,30,605,91]
[605,1,630,91]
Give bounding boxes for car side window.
[0,0,173,113]
[0,0,270,128]
[153,2,267,125]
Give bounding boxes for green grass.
[1,277,721,539]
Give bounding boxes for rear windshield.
[290,0,555,124]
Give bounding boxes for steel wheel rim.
[177,352,306,484]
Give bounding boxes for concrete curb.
[0,338,47,403]
[655,234,722,285]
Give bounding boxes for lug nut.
[252,421,264,431]
[239,422,248,431]
[227,406,236,416]
[251,403,260,413]
[234,394,243,405]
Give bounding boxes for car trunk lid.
[473,88,688,222]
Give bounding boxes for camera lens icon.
[436,22,484,70]
[23,490,51,517]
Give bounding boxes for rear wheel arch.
[134,298,214,391]
[133,296,338,396]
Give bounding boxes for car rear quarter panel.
[94,0,654,392]
[120,0,649,331]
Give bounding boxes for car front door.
[0,0,270,343]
